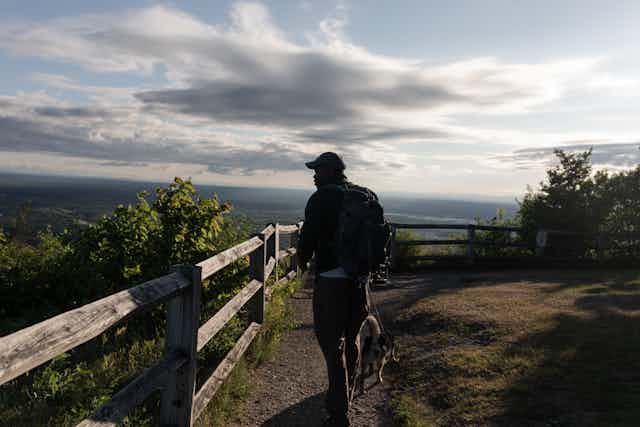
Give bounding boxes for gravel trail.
[229,273,424,427]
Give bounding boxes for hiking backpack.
[332,183,390,278]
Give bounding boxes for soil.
[229,272,428,427]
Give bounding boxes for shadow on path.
[261,392,326,427]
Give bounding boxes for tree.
[600,166,640,258]
[517,149,609,256]
[517,148,640,259]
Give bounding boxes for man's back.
[298,181,380,275]
[298,181,345,273]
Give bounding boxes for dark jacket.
[298,179,378,273]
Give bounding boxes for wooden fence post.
[248,233,266,324]
[536,230,547,257]
[266,224,276,281]
[390,225,397,271]
[274,223,280,283]
[467,225,476,263]
[290,224,300,277]
[160,264,201,427]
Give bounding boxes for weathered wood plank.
[192,322,261,421]
[390,225,398,270]
[260,224,276,239]
[160,266,201,426]
[290,226,300,274]
[474,225,522,232]
[197,280,262,351]
[277,224,299,233]
[277,270,297,285]
[248,234,266,324]
[474,241,532,248]
[397,239,470,246]
[265,257,276,280]
[76,352,187,427]
[405,255,470,261]
[277,247,297,260]
[197,237,263,281]
[274,224,280,283]
[467,226,476,262]
[392,223,470,230]
[391,223,522,233]
[397,239,532,247]
[0,272,190,386]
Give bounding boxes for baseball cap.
[305,152,346,171]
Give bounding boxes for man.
[298,152,373,427]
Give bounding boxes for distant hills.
[0,172,517,238]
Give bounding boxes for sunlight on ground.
[390,269,640,427]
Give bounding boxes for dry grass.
[389,269,640,426]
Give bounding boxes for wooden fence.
[389,223,639,268]
[0,222,303,426]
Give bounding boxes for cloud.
[493,142,640,171]
[34,106,111,118]
[0,2,636,186]
[0,112,314,175]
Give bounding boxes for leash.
[362,275,388,336]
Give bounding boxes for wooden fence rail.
[0,222,303,427]
[389,222,638,268]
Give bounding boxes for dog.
[354,314,398,397]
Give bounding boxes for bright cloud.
[0,2,638,194]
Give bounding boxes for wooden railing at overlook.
[0,222,303,427]
[389,222,640,268]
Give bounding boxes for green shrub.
[0,177,263,426]
[517,149,640,260]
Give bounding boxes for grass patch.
[389,269,640,426]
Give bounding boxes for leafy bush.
[474,209,530,258]
[394,229,465,270]
[517,148,640,259]
[0,177,263,426]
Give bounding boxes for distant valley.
[0,173,518,239]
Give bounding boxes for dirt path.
[230,273,427,427]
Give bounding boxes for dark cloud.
[0,116,316,174]
[137,81,356,127]
[498,142,640,169]
[100,161,149,167]
[135,49,463,129]
[294,125,452,144]
[1,5,592,178]
[35,106,110,118]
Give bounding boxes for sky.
[0,0,639,198]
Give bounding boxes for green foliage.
[599,166,640,259]
[518,150,600,240]
[0,227,72,332]
[394,230,465,270]
[474,209,528,257]
[0,177,262,427]
[517,149,640,259]
[68,177,233,301]
[15,200,33,242]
